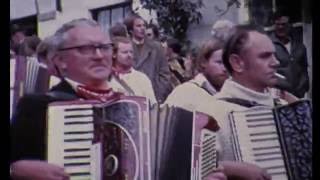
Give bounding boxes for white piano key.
[70,175,92,180]
[64,157,91,165]
[64,141,92,150]
[64,133,94,140]
[64,124,94,132]
[64,117,93,123]
[64,149,91,157]
[65,164,91,174]
[64,109,93,116]
[270,173,288,180]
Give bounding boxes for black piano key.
[64,131,94,135]
[65,107,92,112]
[253,150,282,157]
[65,121,93,125]
[250,137,278,142]
[64,138,93,142]
[255,156,283,162]
[64,162,91,167]
[247,123,275,128]
[252,145,280,151]
[249,131,277,137]
[245,112,272,118]
[65,114,92,119]
[64,148,91,152]
[264,165,286,171]
[64,155,90,159]
[68,172,91,176]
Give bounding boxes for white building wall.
[187,0,248,46]
[10,0,37,20]
[38,0,126,38]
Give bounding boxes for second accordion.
[228,99,312,180]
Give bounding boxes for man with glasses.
[10,18,118,180]
[270,11,310,98]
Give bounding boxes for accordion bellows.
[47,96,219,180]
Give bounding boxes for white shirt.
[109,68,157,104]
[164,73,218,112]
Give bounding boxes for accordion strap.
[46,91,78,101]
[218,97,264,108]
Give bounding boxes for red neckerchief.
[76,85,123,103]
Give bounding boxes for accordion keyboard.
[48,104,98,180]
[200,129,217,179]
[230,108,288,180]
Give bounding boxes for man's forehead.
[275,16,289,23]
[66,26,110,43]
[246,31,274,50]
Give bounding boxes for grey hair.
[53,18,100,49]
[36,35,59,62]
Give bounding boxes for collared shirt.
[164,73,217,112]
[109,68,157,104]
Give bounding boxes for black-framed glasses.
[59,43,114,55]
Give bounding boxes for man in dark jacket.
[124,14,172,103]
[270,11,310,98]
[10,18,116,180]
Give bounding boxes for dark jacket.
[133,39,172,103]
[11,80,78,163]
[270,33,310,98]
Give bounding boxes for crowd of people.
[10,10,310,180]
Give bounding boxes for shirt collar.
[215,78,275,107]
[191,73,218,95]
[64,78,82,91]
[132,37,144,45]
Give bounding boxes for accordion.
[47,96,219,180]
[228,100,312,180]
[10,56,50,118]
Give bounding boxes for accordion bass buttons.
[104,154,119,176]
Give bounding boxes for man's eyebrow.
[259,51,274,57]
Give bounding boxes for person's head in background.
[211,19,235,43]
[10,24,27,54]
[36,35,59,75]
[20,35,41,57]
[184,46,199,78]
[272,11,291,43]
[165,37,182,60]
[11,24,26,45]
[124,14,146,42]
[111,36,134,72]
[197,39,228,91]
[146,23,160,41]
[109,22,129,41]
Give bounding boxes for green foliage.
[141,0,204,42]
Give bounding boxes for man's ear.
[200,60,208,72]
[51,54,67,72]
[229,54,245,73]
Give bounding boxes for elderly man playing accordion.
[10,18,226,180]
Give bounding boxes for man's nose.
[93,48,104,58]
[271,55,280,67]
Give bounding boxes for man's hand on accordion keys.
[220,161,271,180]
[10,160,70,180]
[204,166,227,180]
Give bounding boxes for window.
[91,1,132,34]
